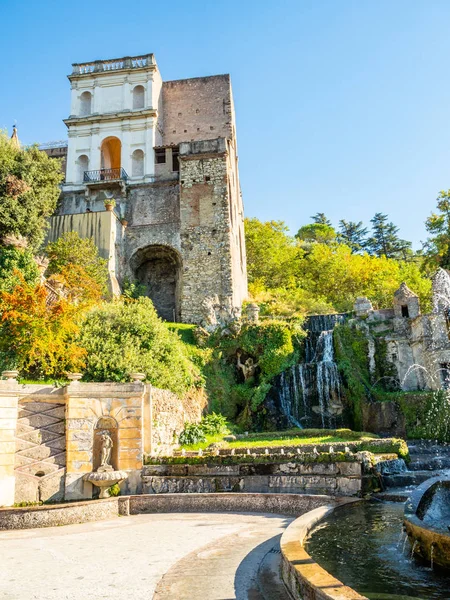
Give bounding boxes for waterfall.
[268,314,347,429]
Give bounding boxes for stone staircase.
[381,441,450,495]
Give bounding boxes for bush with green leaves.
[78,297,200,395]
[45,231,109,295]
[179,423,207,446]
[0,245,39,292]
[200,412,228,435]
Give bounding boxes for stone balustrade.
[71,54,155,75]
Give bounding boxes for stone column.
[0,373,19,506]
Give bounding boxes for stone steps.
[383,469,448,489]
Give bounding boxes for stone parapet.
[280,502,367,599]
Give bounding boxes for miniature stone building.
[43,53,248,323]
[354,272,450,391]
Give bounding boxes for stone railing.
[72,54,155,75]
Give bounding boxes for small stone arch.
[80,91,92,116]
[77,154,89,182]
[132,85,145,109]
[130,245,182,321]
[132,149,144,177]
[101,137,121,171]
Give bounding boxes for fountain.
[404,474,450,570]
[267,313,348,428]
[83,427,128,499]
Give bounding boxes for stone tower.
[47,53,248,323]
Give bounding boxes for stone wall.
[15,389,66,504]
[0,379,195,506]
[141,460,365,497]
[150,387,204,456]
[0,493,336,530]
[179,138,247,323]
[161,75,233,147]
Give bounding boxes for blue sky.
[1,0,449,248]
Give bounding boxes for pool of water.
[305,501,450,600]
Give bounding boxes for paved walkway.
[0,512,293,600]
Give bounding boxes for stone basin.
[83,468,128,498]
[404,473,450,569]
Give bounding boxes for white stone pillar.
[144,119,155,179]
[0,374,19,507]
[121,124,131,176]
[65,132,77,184]
[146,76,153,109]
[90,127,101,171]
[123,78,131,111]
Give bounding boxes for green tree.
[244,218,300,288]
[423,190,450,268]
[367,213,412,260]
[45,231,109,295]
[79,298,200,395]
[0,132,63,249]
[296,222,337,245]
[311,212,332,226]
[338,220,368,253]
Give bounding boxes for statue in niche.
[99,430,114,470]
[237,351,258,381]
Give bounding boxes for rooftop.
[70,53,155,77]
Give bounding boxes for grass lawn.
[180,428,378,451]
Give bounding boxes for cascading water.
[268,314,347,429]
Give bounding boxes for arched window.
[77,154,89,182]
[80,91,92,116]
[101,137,121,171]
[132,85,145,109]
[132,149,144,177]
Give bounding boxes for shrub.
[0,246,39,292]
[45,231,109,296]
[179,423,207,446]
[0,276,87,378]
[201,412,228,435]
[78,297,200,394]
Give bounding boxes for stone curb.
[0,492,338,530]
[280,499,367,600]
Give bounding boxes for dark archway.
[131,245,181,321]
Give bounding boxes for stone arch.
[80,91,92,116]
[77,154,89,182]
[132,85,145,109]
[130,245,182,321]
[132,149,144,177]
[101,136,121,171]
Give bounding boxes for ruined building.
[43,53,248,323]
[354,271,450,391]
